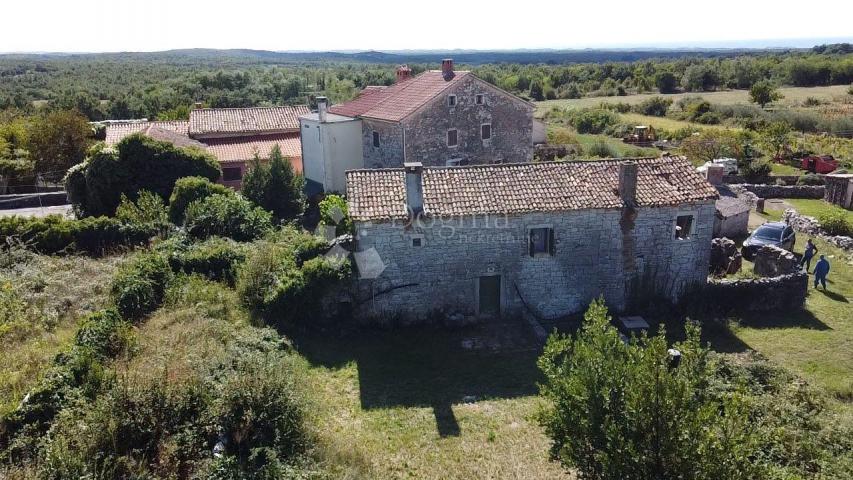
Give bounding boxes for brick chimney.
[618,161,638,207]
[441,59,454,80]
[404,162,424,217]
[704,165,725,186]
[396,64,412,83]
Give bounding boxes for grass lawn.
[291,324,571,479]
[770,162,804,175]
[618,112,732,132]
[536,85,850,111]
[785,198,853,224]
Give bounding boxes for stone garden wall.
[732,184,825,199]
[783,209,853,251]
[702,272,808,313]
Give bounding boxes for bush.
[168,176,233,224]
[66,134,221,217]
[797,173,825,186]
[74,309,132,360]
[633,96,672,116]
[564,108,620,134]
[168,237,249,285]
[318,194,354,236]
[585,140,618,158]
[115,189,170,228]
[0,215,158,255]
[741,160,772,183]
[538,299,765,479]
[184,194,272,242]
[241,146,305,221]
[110,252,172,321]
[818,209,853,236]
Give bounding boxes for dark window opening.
[675,215,694,240]
[412,237,422,247]
[222,167,242,182]
[447,129,458,147]
[529,227,555,256]
[476,94,485,105]
[448,95,457,107]
[481,124,491,140]
[372,131,380,148]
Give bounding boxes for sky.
[2,0,851,53]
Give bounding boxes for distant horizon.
[2,37,852,56]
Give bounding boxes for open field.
[537,85,851,111]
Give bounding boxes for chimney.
[396,64,412,83]
[705,164,724,186]
[316,96,328,123]
[441,59,454,80]
[404,162,424,217]
[618,161,638,206]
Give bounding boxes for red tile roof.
[346,156,718,221]
[329,71,472,122]
[189,106,309,136]
[203,132,302,165]
[104,121,189,145]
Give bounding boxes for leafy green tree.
[538,299,765,480]
[529,80,545,101]
[27,110,92,179]
[655,72,678,94]
[749,80,783,107]
[759,121,792,159]
[242,146,304,221]
[678,130,742,164]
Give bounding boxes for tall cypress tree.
[242,146,304,221]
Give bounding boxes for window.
[411,235,424,247]
[448,95,457,107]
[447,129,458,147]
[372,131,380,148]
[446,158,463,167]
[475,94,485,105]
[528,227,555,257]
[222,167,242,182]
[675,214,694,240]
[481,123,492,140]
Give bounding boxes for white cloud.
[2,0,851,52]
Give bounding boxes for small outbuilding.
[824,173,853,209]
[714,196,751,238]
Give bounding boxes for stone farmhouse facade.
[301,60,534,195]
[103,105,308,189]
[345,156,718,322]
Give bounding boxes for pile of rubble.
[753,245,800,277]
[709,237,742,276]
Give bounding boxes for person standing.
[813,255,830,290]
[800,239,818,273]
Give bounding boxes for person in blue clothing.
[813,255,830,290]
[800,239,818,272]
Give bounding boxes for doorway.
[478,275,501,317]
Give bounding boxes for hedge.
[184,194,272,242]
[168,176,233,224]
[0,214,161,255]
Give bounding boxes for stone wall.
[404,76,533,167]
[702,272,808,313]
[722,174,820,186]
[783,209,853,251]
[824,175,853,209]
[361,119,405,169]
[731,184,825,199]
[351,202,716,323]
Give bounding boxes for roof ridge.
[361,71,471,121]
[345,156,677,175]
[192,105,309,112]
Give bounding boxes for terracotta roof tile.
[329,71,471,122]
[189,106,309,136]
[104,121,189,145]
[203,133,302,168]
[346,156,718,221]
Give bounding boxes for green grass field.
[537,85,851,111]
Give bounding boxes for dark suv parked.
[741,222,796,260]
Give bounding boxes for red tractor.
[801,155,839,174]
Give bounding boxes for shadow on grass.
[287,321,543,437]
[735,309,832,331]
[818,289,849,303]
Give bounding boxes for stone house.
[345,155,718,322]
[103,105,308,189]
[302,60,534,194]
[713,196,751,238]
[824,173,853,209]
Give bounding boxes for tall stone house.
[345,156,718,322]
[103,105,308,189]
[301,60,534,194]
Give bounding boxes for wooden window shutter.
[548,228,556,255]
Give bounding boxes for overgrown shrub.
[633,96,672,116]
[585,140,618,158]
[318,194,354,236]
[115,190,170,229]
[184,194,272,242]
[66,134,221,217]
[74,309,132,360]
[741,160,773,183]
[0,214,159,255]
[564,108,620,134]
[168,237,249,285]
[110,251,172,321]
[168,176,233,224]
[818,209,853,236]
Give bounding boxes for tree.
[27,110,92,180]
[654,72,678,94]
[538,299,765,480]
[759,121,792,160]
[749,80,783,108]
[678,130,742,165]
[241,145,304,221]
[529,80,544,101]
